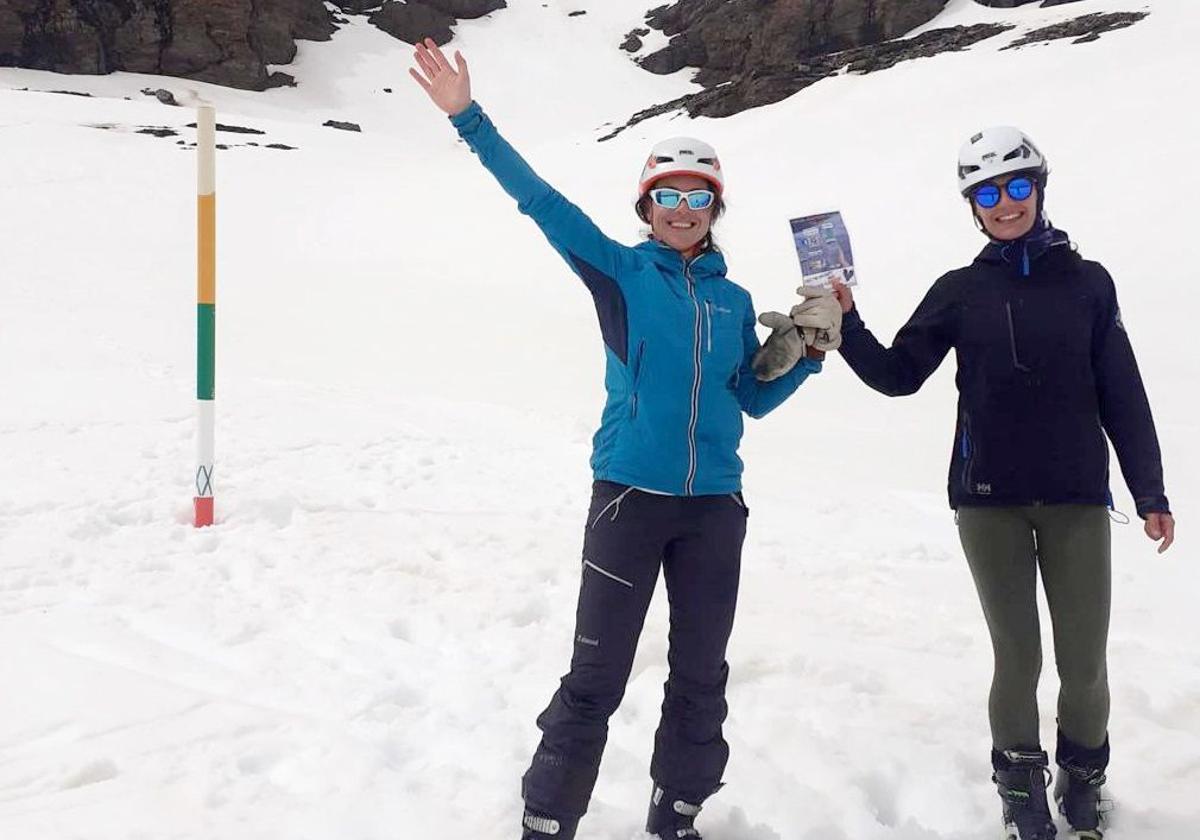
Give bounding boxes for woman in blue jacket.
[831,127,1175,840]
[409,40,836,840]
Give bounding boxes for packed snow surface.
[1,0,1196,837]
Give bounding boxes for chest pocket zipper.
[705,301,713,353]
[1006,301,1033,373]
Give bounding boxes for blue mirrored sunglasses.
[649,188,715,211]
[972,176,1035,209]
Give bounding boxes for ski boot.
[520,809,578,840]
[1054,731,1110,839]
[992,748,1058,840]
[646,783,708,839]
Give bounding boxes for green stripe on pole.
[197,303,215,400]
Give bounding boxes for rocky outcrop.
[0,0,337,90]
[621,26,650,53]
[636,0,950,88]
[1002,10,1148,48]
[363,0,505,47]
[614,0,1139,131]
[975,0,1087,7]
[604,22,1013,139]
[0,0,507,89]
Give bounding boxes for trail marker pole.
[195,103,216,527]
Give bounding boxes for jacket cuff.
[449,100,483,131]
[842,305,864,334]
[1135,496,1171,519]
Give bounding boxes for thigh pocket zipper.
[582,558,634,588]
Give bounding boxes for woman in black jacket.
[832,127,1174,840]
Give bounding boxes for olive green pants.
[957,505,1111,750]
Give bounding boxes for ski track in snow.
[1,0,1198,838]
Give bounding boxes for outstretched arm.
[736,300,821,418]
[833,279,954,397]
[409,39,630,280]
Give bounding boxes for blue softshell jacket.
[451,102,818,495]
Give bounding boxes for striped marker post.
[195,103,216,527]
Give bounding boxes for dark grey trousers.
[522,481,748,822]
[957,504,1111,750]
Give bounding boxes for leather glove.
[790,286,842,352]
[752,311,808,382]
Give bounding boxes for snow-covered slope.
[1,1,1196,838]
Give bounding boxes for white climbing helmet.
[638,136,724,197]
[957,126,1049,195]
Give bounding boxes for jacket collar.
[975,221,1072,277]
[636,238,728,279]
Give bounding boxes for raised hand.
[408,37,472,116]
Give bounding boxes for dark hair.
[635,193,727,253]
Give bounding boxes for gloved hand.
[752,311,808,382]
[790,286,842,352]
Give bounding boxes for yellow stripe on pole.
[198,193,215,304]
[197,104,216,306]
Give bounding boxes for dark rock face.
[366,0,505,46]
[1002,11,1148,48]
[0,0,337,90]
[0,0,506,88]
[637,0,950,88]
[604,22,1012,139]
[974,0,1087,5]
[369,2,456,45]
[423,0,505,17]
[330,1,383,12]
[621,26,649,53]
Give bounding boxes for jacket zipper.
[705,300,713,353]
[960,413,974,493]
[630,339,645,418]
[685,260,702,495]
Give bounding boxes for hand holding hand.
[1144,512,1175,554]
[791,286,842,352]
[832,280,854,314]
[409,37,472,116]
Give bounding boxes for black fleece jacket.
[839,229,1169,517]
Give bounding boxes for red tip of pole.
[194,497,214,528]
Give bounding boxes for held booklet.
[789,211,858,289]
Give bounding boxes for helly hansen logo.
[975,483,992,495]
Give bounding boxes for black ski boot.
[645,783,708,839]
[992,749,1058,840]
[1054,731,1109,839]
[520,809,578,840]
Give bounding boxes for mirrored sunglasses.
[649,188,715,211]
[972,176,1035,209]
